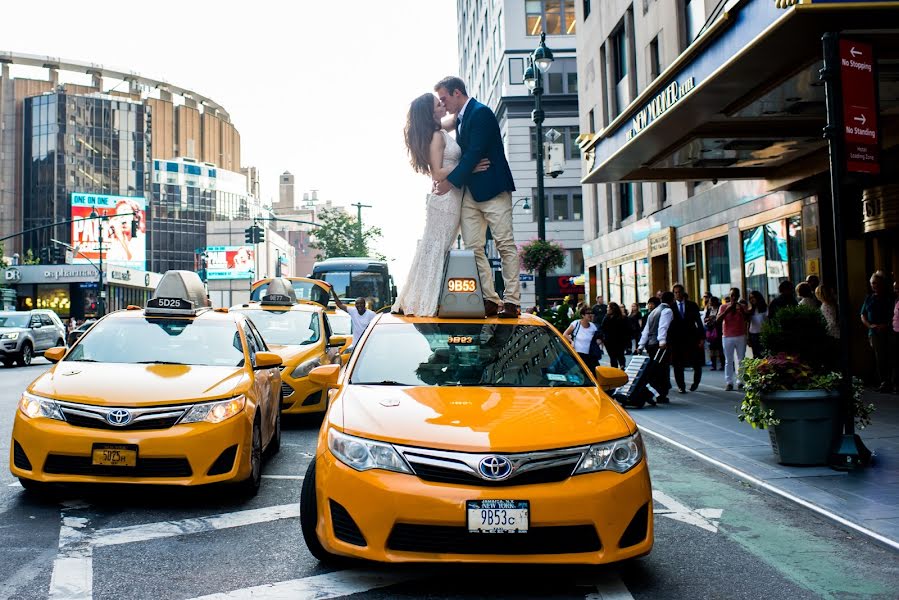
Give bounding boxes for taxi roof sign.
[260,277,297,306]
[146,270,209,316]
[438,250,485,318]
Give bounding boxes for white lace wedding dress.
[392,130,463,316]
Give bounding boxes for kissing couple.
[392,76,520,319]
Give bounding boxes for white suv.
[0,310,67,367]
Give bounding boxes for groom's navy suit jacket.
[446,98,516,202]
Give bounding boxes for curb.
[639,424,899,553]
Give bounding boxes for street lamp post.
[88,208,108,317]
[524,32,554,311]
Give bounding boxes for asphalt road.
[1,363,897,600]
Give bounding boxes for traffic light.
[40,247,51,264]
[256,225,265,243]
[51,245,64,263]
[245,226,255,244]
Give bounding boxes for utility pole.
[350,202,372,254]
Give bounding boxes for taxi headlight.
[1,332,19,340]
[18,392,65,421]
[291,357,321,379]
[327,428,411,474]
[574,431,644,474]
[180,396,246,424]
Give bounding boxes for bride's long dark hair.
[405,93,440,175]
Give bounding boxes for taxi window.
[64,318,246,367]
[246,320,269,352]
[326,312,352,336]
[232,309,320,346]
[349,323,590,387]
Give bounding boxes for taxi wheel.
[299,460,340,563]
[237,417,263,498]
[17,343,33,367]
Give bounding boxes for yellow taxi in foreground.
[10,271,282,496]
[300,313,653,564]
[231,278,346,415]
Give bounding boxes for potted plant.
[738,305,873,465]
[519,239,566,274]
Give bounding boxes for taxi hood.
[267,343,317,365]
[337,384,633,453]
[30,363,249,407]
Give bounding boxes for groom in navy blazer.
[434,76,518,318]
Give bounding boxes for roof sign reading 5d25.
[840,39,879,175]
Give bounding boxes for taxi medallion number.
[91,444,137,467]
[466,499,529,533]
[447,278,477,293]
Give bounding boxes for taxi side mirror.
[253,351,282,370]
[328,335,347,349]
[595,366,628,390]
[309,364,340,387]
[44,347,66,364]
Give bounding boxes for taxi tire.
[17,343,33,367]
[299,460,341,564]
[237,417,263,498]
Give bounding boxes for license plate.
[466,500,529,533]
[91,445,137,467]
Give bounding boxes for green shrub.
[760,304,835,370]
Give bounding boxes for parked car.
[66,319,97,347]
[0,310,67,367]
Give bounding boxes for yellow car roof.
[230,301,322,314]
[373,313,547,326]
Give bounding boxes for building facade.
[457,0,585,308]
[576,0,899,376]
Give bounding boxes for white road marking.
[188,569,419,600]
[653,489,722,533]
[585,572,635,600]
[261,474,305,480]
[49,514,93,600]
[93,504,300,548]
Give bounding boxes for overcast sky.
[3,0,460,286]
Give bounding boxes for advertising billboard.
[205,246,255,280]
[71,194,147,271]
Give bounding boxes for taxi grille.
[386,524,601,555]
[43,455,192,478]
[56,401,189,431]
[329,500,367,546]
[281,382,294,398]
[13,441,32,470]
[408,462,575,486]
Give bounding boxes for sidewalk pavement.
[610,355,899,551]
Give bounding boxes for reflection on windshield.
[326,313,352,335]
[234,310,320,346]
[65,318,246,366]
[250,281,330,306]
[350,324,589,387]
[0,313,30,328]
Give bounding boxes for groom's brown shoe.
[498,303,519,319]
[483,300,500,317]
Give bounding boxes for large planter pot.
[760,389,841,466]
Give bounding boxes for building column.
[610,183,621,231]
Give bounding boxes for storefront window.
[705,236,730,299]
[742,216,803,301]
[636,259,650,305]
[608,266,622,305]
[788,216,805,285]
[622,262,637,309]
[683,242,705,301]
[36,285,71,318]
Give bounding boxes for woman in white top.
[563,306,600,370]
[747,290,768,358]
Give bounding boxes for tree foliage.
[309,209,385,260]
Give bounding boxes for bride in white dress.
[392,93,488,316]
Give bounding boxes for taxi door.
[243,322,277,441]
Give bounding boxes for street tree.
[309,208,385,260]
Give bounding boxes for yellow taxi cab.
[9,271,283,497]
[324,309,353,363]
[299,311,654,564]
[231,278,346,415]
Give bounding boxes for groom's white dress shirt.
[456,97,473,135]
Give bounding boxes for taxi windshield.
[326,312,352,336]
[233,309,320,346]
[64,318,245,366]
[0,313,30,328]
[349,323,590,387]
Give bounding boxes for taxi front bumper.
[10,410,253,486]
[313,449,653,564]
[281,374,326,415]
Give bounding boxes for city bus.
[310,257,396,312]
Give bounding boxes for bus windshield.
[320,271,389,310]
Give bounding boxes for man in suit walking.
[669,283,707,392]
[434,76,518,318]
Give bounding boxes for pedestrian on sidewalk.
[816,283,840,339]
[639,294,673,403]
[860,271,895,393]
[704,296,723,370]
[628,302,643,354]
[797,281,821,309]
[591,295,607,328]
[717,287,750,391]
[747,290,768,358]
[563,305,601,372]
[767,280,797,321]
[670,284,705,392]
[601,302,631,369]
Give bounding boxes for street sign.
[839,39,879,174]
[519,274,534,282]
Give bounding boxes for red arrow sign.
[840,39,879,174]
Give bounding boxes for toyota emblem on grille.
[106,409,133,426]
[478,455,513,480]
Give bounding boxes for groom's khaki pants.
[460,189,520,306]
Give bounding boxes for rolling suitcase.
[613,349,667,409]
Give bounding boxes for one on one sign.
[840,39,879,174]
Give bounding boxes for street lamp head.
[89,208,99,219]
[533,32,554,72]
[522,197,532,215]
[523,60,538,91]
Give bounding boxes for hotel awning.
[581,0,899,185]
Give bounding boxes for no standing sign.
[839,39,879,174]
